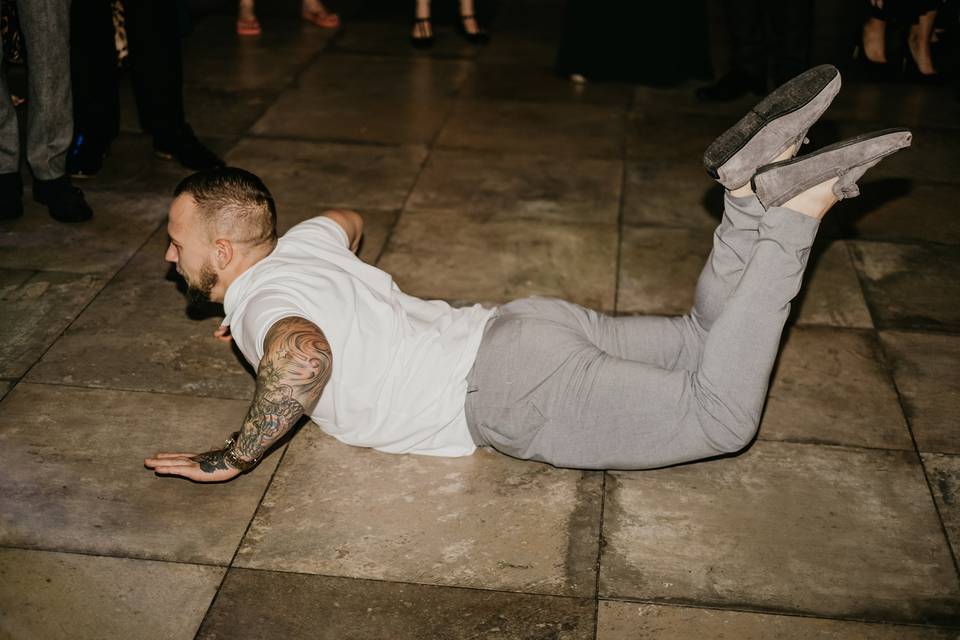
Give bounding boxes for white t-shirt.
[221,216,494,457]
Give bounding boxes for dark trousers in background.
[70,0,119,153]
[124,0,186,140]
[70,0,187,148]
[724,0,813,86]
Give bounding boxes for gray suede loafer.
[752,128,912,209]
[703,64,841,190]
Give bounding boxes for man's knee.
[693,391,760,454]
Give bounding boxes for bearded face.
[184,260,219,304]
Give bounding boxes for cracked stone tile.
[251,55,470,144]
[601,441,960,624]
[0,383,279,563]
[235,427,602,597]
[437,99,624,158]
[0,270,106,378]
[851,241,960,332]
[407,148,622,225]
[226,137,427,213]
[379,209,618,310]
[880,331,960,454]
[597,601,960,639]
[27,229,255,399]
[0,190,168,274]
[198,568,595,640]
[617,226,712,315]
[0,548,223,640]
[923,453,960,565]
[761,327,911,450]
[792,240,873,329]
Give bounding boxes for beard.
[185,261,219,305]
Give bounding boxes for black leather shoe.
[0,172,24,220]
[696,69,766,102]
[153,125,225,171]
[33,176,94,223]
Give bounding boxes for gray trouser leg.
[466,206,819,470]
[0,25,19,174]
[587,192,763,372]
[17,0,73,179]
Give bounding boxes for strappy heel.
[410,17,434,48]
[458,13,488,44]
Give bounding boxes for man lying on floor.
[145,65,911,482]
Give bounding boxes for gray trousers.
[465,195,820,470]
[0,0,73,179]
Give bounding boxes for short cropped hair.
[173,167,277,245]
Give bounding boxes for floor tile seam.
[13,379,251,404]
[870,319,960,586]
[752,434,918,454]
[0,266,113,280]
[240,131,418,151]
[14,221,165,387]
[592,473,608,640]
[0,542,230,570]
[376,73,466,266]
[195,442,295,640]
[220,563,597,603]
[594,595,960,630]
[845,235,960,250]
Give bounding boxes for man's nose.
[164,244,177,263]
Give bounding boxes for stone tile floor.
[1,1,959,638]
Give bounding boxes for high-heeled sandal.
[302,9,340,29]
[458,14,488,44]
[236,17,262,36]
[410,17,434,48]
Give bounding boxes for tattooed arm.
[145,317,332,482]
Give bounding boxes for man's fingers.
[152,452,198,459]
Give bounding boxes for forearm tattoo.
[233,317,332,464]
[191,449,230,473]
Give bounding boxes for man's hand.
[213,325,233,343]
[144,450,241,482]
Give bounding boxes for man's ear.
[214,239,234,270]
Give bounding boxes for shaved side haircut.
[174,167,278,246]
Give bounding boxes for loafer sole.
[704,64,841,189]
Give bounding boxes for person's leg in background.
[123,0,224,170]
[696,0,767,101]
[769,0,813,86]
[68,0,120,178]
[17,0,93,222]
[0,2,24,219]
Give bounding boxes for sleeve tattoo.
[231,317,332,466]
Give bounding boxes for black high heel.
[410,17,434,48]
[458,14,489,45]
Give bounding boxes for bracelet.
[222,431,260,472]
